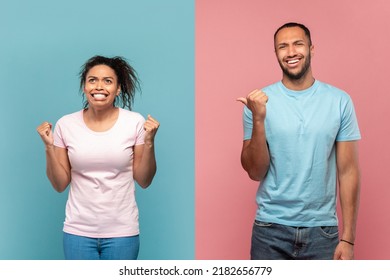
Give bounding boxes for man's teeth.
[287,59,299,64]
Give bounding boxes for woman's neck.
[83,106,119,132]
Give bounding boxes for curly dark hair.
[79,55,140,110]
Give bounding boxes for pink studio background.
[196,0,390,259]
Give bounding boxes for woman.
[37,55,159,260]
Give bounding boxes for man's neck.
[282,71,315,91]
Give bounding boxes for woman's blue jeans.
[63,232,140,260]
[251,220,339,260]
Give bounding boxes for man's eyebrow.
[276,39,305,46]
[276,42,287,47]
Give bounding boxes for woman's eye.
[88,78,95,83]
[105,79,112,84]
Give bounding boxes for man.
[237,22,361,260]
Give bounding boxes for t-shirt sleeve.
[135,115,146,146]
[336,96,361,141]
[243,106,253,140]
[53,119,66,148]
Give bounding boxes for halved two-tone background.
[1,0,389,259]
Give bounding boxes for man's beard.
[279,53,311,80]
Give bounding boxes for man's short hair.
[274,22,312,46]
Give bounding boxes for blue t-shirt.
[243,80,361,227]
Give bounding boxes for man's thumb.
[236,97,247,106]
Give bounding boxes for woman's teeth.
[92,93,107,100]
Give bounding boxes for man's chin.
[282,68,307,80]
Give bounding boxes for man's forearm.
[339,169,360,243]
[241,120,270,181]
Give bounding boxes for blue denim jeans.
[63,232,140,260]
[251,220,339,260]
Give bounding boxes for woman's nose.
[96,80,103,90]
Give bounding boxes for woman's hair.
[79,55,140,110]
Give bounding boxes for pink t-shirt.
[53,108,145,238]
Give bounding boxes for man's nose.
[286,45,297,56]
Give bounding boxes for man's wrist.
[340,239,355,246]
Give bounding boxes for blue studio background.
[0,0,194,259]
